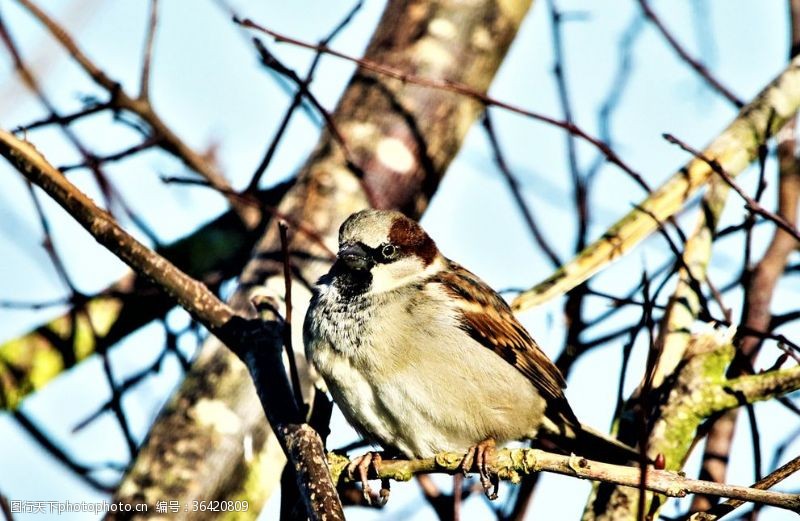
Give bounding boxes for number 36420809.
[190,500,249,512]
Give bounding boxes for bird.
[304,209,639,503]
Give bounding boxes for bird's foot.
[347,451,390,506]
[460,438,499,500]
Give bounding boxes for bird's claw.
[347,452,390,506]
[460,439,499,500]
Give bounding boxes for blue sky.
[1,1,798,519]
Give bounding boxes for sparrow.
[304,209,638,502]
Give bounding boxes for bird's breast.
[306,285,377,360]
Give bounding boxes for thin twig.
[687,455,800,520]
[585,14,645,183]
[93,318,138,458]
[638,270,657,521]
[138,0,159,100]
[160,175,336,259]
[637,0,743,107]
[513,53,800,311]
[278,221,306,411]
[24,181,77,292]
[18,102,111,132]
[482,112,561,267]
[58,137,160,172]
[15,0,259,227]
[246,0,364,191]
[248,38,378,207]
[14,410,114,492]
[633,203,716,321]
[72,342,176,433]
[249,39,356,168]
[547,0,589,251]
[237,17,651,194]
[664,133,800,243]
[0,297,70,309]
[1,13,113,210]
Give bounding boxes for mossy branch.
[512,53,800,312]
[586,327,800,519]
[0,183,289,410]
[706,365,800,416]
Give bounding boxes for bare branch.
[327,450,800,513]
[14,410,115,492]
[513,53,800,311]
[0,131,234,328]
[17,101,110,131]
[58,137,160,172]
[482,112,561,267]
[0,129,344,520]
[245,0,365,192]
[689,455,800,520]
[278,220,305,411]
[637,0,743,108]
[664,133,800,243]
[237,17,651,193]
[138,0,159,100]
[15,0,260,227]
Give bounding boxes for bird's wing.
[429,261,570,410]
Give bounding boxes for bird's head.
[332,209,440,294]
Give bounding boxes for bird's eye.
[381,244,397,260]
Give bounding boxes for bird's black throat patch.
[329,259,373,299]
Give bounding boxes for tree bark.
[110,0,535,517]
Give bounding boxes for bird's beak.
[338,243,371,271]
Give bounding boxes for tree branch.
[637,0,743,108]
[0,132,233,327]
[649,177,730,390]
[237,17,651,194]
[712,366,800,414]
[0,182,287,410]
[114,0,538,513]
[689,455,800,520]
[663,133,800,243]
[327,449,800,513]
[513,52,800,311]
[138,0,159,100]
[0,129,344,520]
[14,0,259,227]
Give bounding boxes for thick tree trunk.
[109,0,535,518]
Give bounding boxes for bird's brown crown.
[339,210,437,265]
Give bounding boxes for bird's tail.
[540,415,642,465]
[572,424,642,464]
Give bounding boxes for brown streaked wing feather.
[430,261,569,405]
